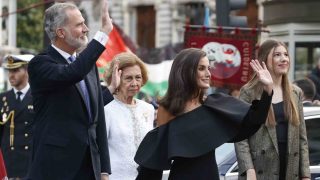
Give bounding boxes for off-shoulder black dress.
[134,91,272,180]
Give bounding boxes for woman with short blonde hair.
[103,52,154,180]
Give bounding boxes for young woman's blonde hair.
[244,39,300,127]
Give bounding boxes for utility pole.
[8,0,16,47]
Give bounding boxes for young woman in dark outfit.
[134,48,274,180]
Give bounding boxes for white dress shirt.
[13,83,30,101]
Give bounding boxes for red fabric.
[184,28,257,89]
[0,150,7,180]
[96,24,133,78]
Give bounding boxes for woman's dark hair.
[159,48,206,116]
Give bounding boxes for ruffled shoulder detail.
[134,93,252,170]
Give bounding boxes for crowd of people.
[0,0,319,180]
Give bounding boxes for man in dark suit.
[26,1,113,180]
[0,54,35,179]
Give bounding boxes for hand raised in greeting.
[101,0,113,34]
[250,59,273,95]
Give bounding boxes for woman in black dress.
[134,48,274,180]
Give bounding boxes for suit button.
[25,133,28,137]
[257,170,263,174]
[261,150,265,154]
[24,121,28,125]
[10,147,14,150]
[24,146,29,150]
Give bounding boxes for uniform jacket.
[26,40,111,180]
[0,89,34,178]
[235,85,310,180]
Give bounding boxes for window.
[137,6,155,48]
[295,42,320,79]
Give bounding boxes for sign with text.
[184,28,257,89]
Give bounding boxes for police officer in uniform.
[0,54,34,180]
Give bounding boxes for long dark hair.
[159,48,206,116]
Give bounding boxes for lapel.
[267,126,279,155]
[6,90,19,112]
[287,122,295,154]
[86,67,98,122]
[75,82,87,108]
[47,45,69,64]
[287,88,300,154]
[47,46,89,116]
[267,88,300,156]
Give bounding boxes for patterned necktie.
[69,56,92,122]
[16,91,22,102]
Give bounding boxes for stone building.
[1,0,319,80]
[258,0,320,79]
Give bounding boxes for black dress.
[135,91,273,180]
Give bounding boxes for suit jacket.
[235,85,310,180]
[0,89,34,178]
[101,85,114,105]
[27,40,111,180]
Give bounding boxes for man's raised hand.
[101,0,113,34]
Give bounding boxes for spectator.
[103,52,154,180]
[293,78,319,106]
[235,39,310,180]
[0,55,34,179]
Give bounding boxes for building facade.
[1,0,320,82]
[259,0,320,80]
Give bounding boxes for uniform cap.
[2,54,34,69]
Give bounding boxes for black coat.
[101,85,114,105]
[0,89,34,178]
[135,91,272,180]
[27,40,111,180]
